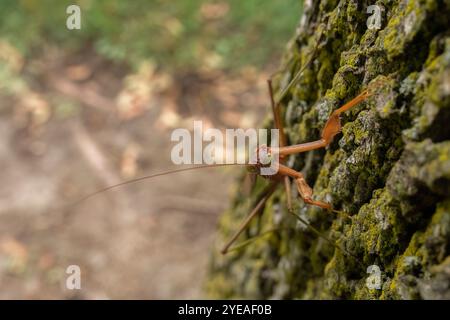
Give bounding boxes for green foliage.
[0,0,301,71]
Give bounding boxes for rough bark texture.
[206,0,450,299]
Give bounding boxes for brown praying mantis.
[69,30,385,257]
[220,84,372,255]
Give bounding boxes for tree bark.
[207,0,450,299]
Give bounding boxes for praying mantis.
[71,29,385,257]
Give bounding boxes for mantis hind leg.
[220,181,279,254]
[224,175,352,258]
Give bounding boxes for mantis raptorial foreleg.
[221,85,374,254]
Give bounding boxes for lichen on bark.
[206,0,450,299]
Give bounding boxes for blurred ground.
[0,46,273,299]
[0,1,300,299]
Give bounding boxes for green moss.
[207,0,450,299]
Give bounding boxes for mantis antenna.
[65,163,247,209]
[275,27,324,104]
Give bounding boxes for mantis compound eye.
[257,145,272,166]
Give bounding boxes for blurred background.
[0,0,301,298]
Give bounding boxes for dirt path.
[0,49,268,298]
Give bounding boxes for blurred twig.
[71,120,120,187]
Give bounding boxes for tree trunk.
[207,0,450,299]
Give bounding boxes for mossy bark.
[206,0,450,299]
